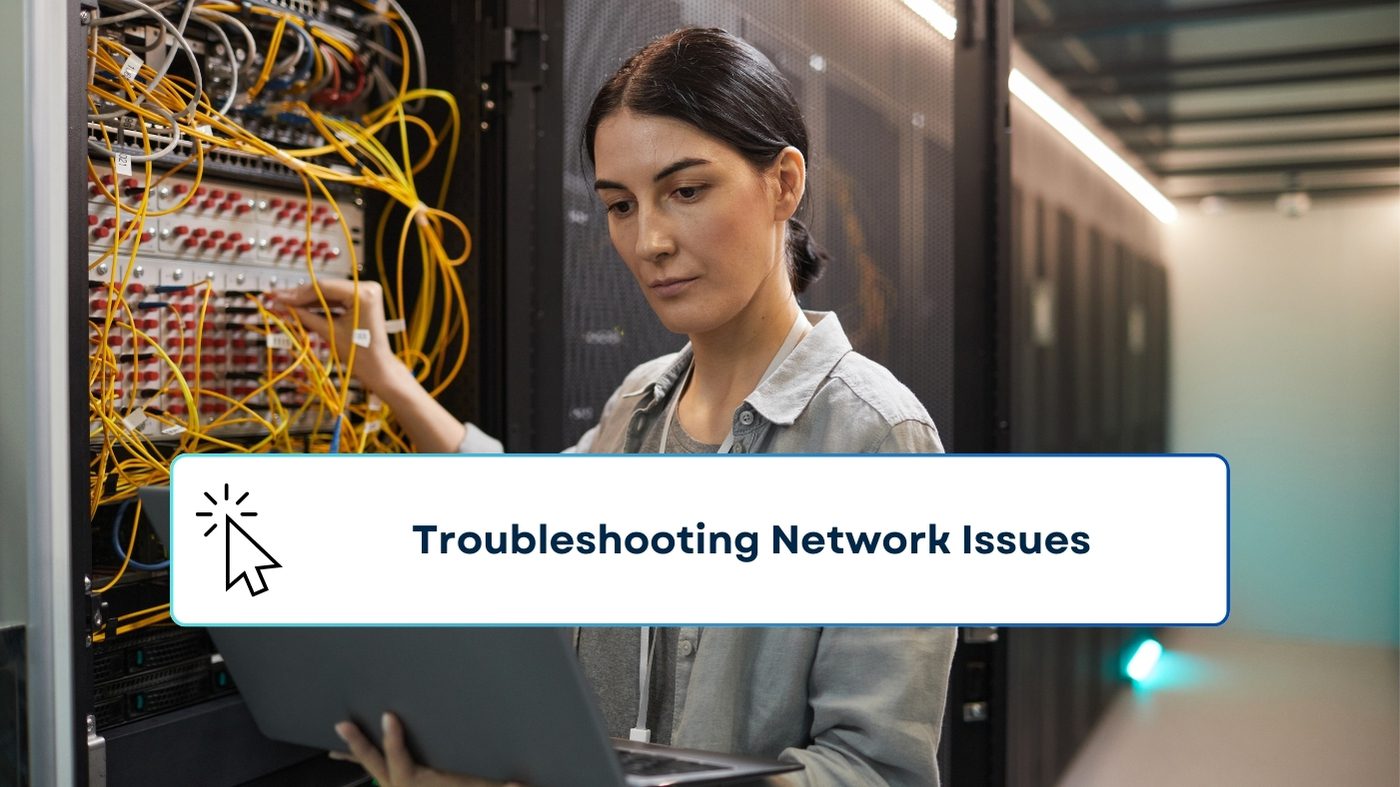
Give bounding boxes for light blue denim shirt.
[458,311,955,785]
[569,310,943,455]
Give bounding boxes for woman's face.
[592,110,796,336]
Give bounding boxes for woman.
[274,27,955,787]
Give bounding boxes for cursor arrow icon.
[225,514,282,597]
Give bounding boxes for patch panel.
[88,173,365,439]
[87,173,362,276]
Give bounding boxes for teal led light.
[1126,638,1163,683]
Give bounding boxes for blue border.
[169,452,1231,629]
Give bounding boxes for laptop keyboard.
[616,750,730,776]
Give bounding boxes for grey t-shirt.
[579,412,716,745]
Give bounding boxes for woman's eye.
[607,201,633,216]
[674,186,703,201]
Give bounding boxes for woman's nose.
[633,208,677,263]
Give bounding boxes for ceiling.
[1013,0,1400,202]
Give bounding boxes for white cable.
[272,19,308,80]
[90,0,201,123]
[190,14,236,114]
[193,7,257,81]
[385,0,426,110]
[90,0,179,26]
[630,626,655,743]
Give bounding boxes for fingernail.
[381,712,391,733]
[334,722,350,741]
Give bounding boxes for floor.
[1056,628,1399,787]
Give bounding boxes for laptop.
[139,486,802,786]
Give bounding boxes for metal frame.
[954,2,1013,454]
[26,1,81,784]
[1159,157,1400,177]
[1016,0,1392,40]
[67,5,93,784]
[1129,132,1400,153]
[1016,1,1398,192]
[478,0,566,451]
[950,0,1013,783]
[1050,40,1400,83]
[1101,101,1400,129]
[1071,65,1399,98]
[1172,183,1400,201]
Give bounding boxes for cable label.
[122,408,147,431]
[120,53,143,80]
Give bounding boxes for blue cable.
[267,23,317,90]
[112,498,170,571]
[330,414,343,453]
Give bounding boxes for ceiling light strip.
[1009,68,1180,224]
[901,0,958,40]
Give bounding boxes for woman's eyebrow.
[593,157,712,191]
[653,157,711,182]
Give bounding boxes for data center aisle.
[1056,628,1399,787]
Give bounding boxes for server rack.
[1004,156,1172,787]
[63,0,502,783]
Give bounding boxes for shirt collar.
[621,310,852,425]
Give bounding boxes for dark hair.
[584,27,829,295]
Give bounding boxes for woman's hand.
[267,279,403,396]
[331,712,526,787]
[268,278,469,452]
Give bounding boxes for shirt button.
[738,410,755,427]
[678,639,694,657]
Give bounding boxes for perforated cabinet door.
[558,0,958,449]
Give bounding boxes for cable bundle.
[85,1,471,612]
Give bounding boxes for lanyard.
[631,310,812,743]
[657,310,812,455]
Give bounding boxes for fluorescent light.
[901,0,958,40]
[1008,68,1179,224]
[1126,638,1164,682]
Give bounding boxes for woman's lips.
[650,277,697,297]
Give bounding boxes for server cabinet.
[66,0,498,782]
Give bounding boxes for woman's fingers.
[288,305,332,339]
[382,712,417,780]
[266,283,320,308]
[270,279,381,309]
[334,714,529,787]
[335,720,391,785]
[271,279,350,308]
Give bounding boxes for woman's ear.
[772,146,806,223]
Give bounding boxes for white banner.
[169,454,1229,626]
